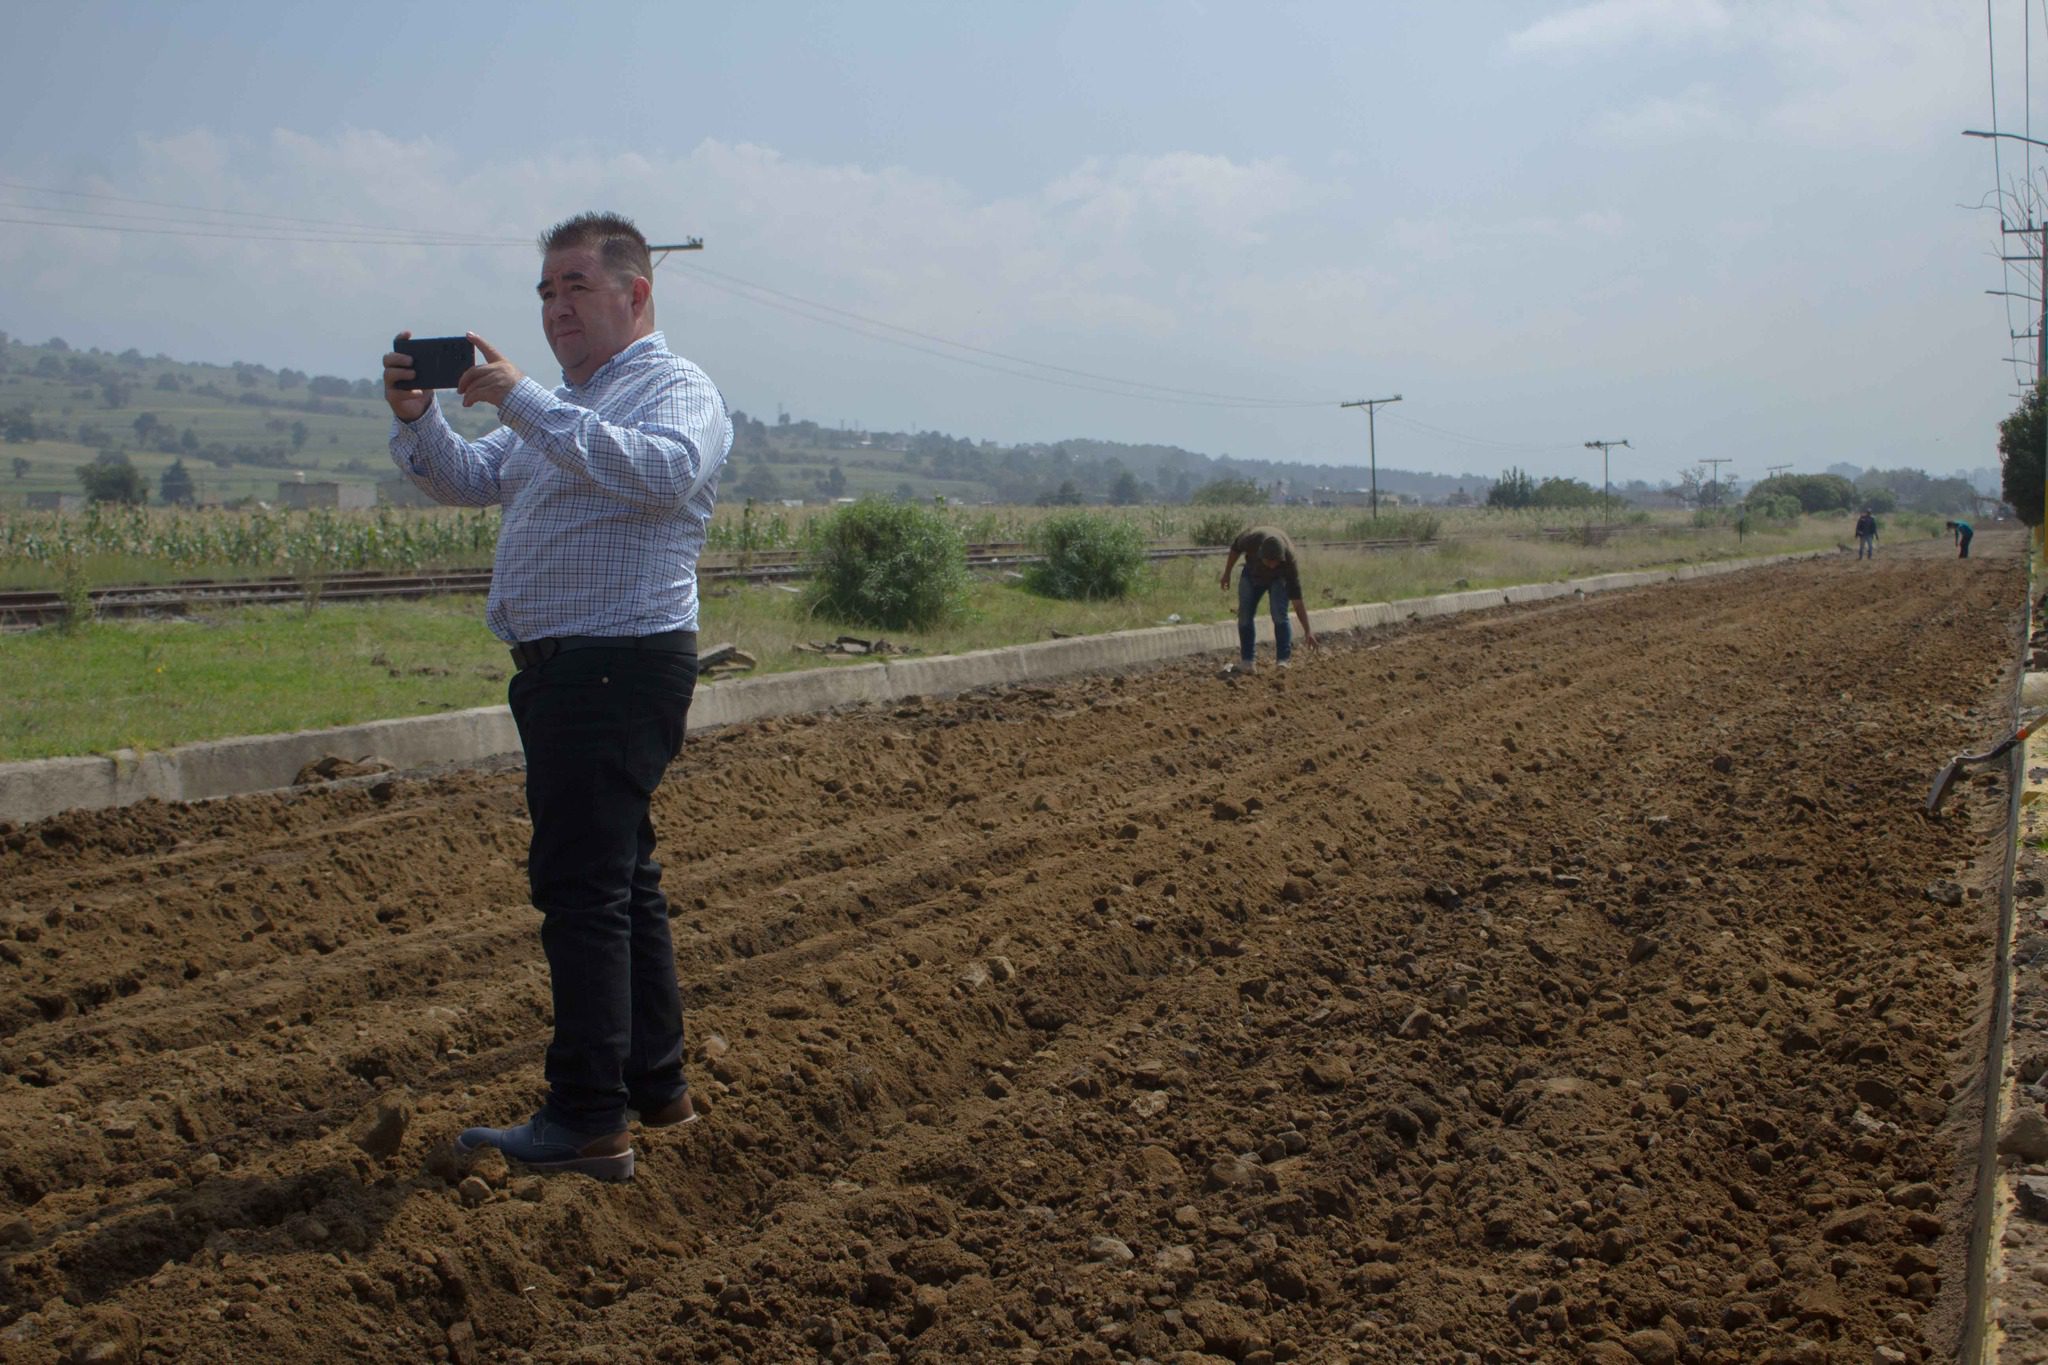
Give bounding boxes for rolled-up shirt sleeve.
[496,371,725,512]
[389,403,515,508]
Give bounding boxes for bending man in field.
[1219,526,1319,673]
[384,211,732,1181]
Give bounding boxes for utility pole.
[1966,131,2048,546]
[647,239,705,269]
[1765,463,1791,479]
[1701,457,1733,510]
[1583,439,1629,526]
[1339,394,1402,518]
[2000,221,2048,545]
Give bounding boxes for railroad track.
[0,525,1705,628]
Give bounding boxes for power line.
[0,178,524,242]
[1378,409,1582,454]
[672,260,1331,408]
[677,266,1329,410]
[0,201,523,246]
[0,213,525,247]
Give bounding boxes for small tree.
[77,452,147,505]
[1109,470,1143,505]
[804,498,969,630]
[1486,467,1536,509]
[1024,511,1148,600]
[159,457,196,507]
[11,456,29,480]
[2001,382,2048,527]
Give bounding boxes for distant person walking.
[1219,526,1319,673]
[1948,519,1974,559]
[1853,509,1877,560]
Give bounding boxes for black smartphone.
[391,335,476,390]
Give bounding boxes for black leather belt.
[510,630,697,673]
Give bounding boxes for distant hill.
[0,330,1477,509]
[0,333,498,506]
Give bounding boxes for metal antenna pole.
[1583,439,1630,526]
[1340,394,1402,518]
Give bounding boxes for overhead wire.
[672,264,1333,410]
[0,179,523,244]
[670,260,1332,408]
[0,213,526,247]
[1377,410,1580,455]
[1,176,1601,452]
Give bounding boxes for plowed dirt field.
[0,537,2028,1365]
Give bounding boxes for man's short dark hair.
[1259,534,1285,563]
[539,212,653,287]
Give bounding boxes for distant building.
[278,480,376,511]
[25,491,85,512]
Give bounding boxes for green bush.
[1744,492,1801,523]
[1188,511,1246,546]
[803,498,969,630]
[1531,476,1602,509]
[1024,511,1148,600]
[1748,472,1855,514]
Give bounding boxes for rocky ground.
[0,534,2027,1364]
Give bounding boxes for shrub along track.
[0,538,2024,1364]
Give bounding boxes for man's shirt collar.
[563,332,667,391]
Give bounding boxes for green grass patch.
[1,598,506,761]
[2,520,1843,761]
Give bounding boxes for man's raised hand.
[382,330,432,423]
[457,333,525,410]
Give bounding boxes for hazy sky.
[0,1,2026,484]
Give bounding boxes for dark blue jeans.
[508,646,697,1135]
[1238,572,1292,662]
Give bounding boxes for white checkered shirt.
[390,332,732,643]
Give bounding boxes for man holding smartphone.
[385,211,732,1181]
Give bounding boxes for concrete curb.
[0,548,1833,826]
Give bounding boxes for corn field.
[0,505,501,580]
[0,500,1688,590]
